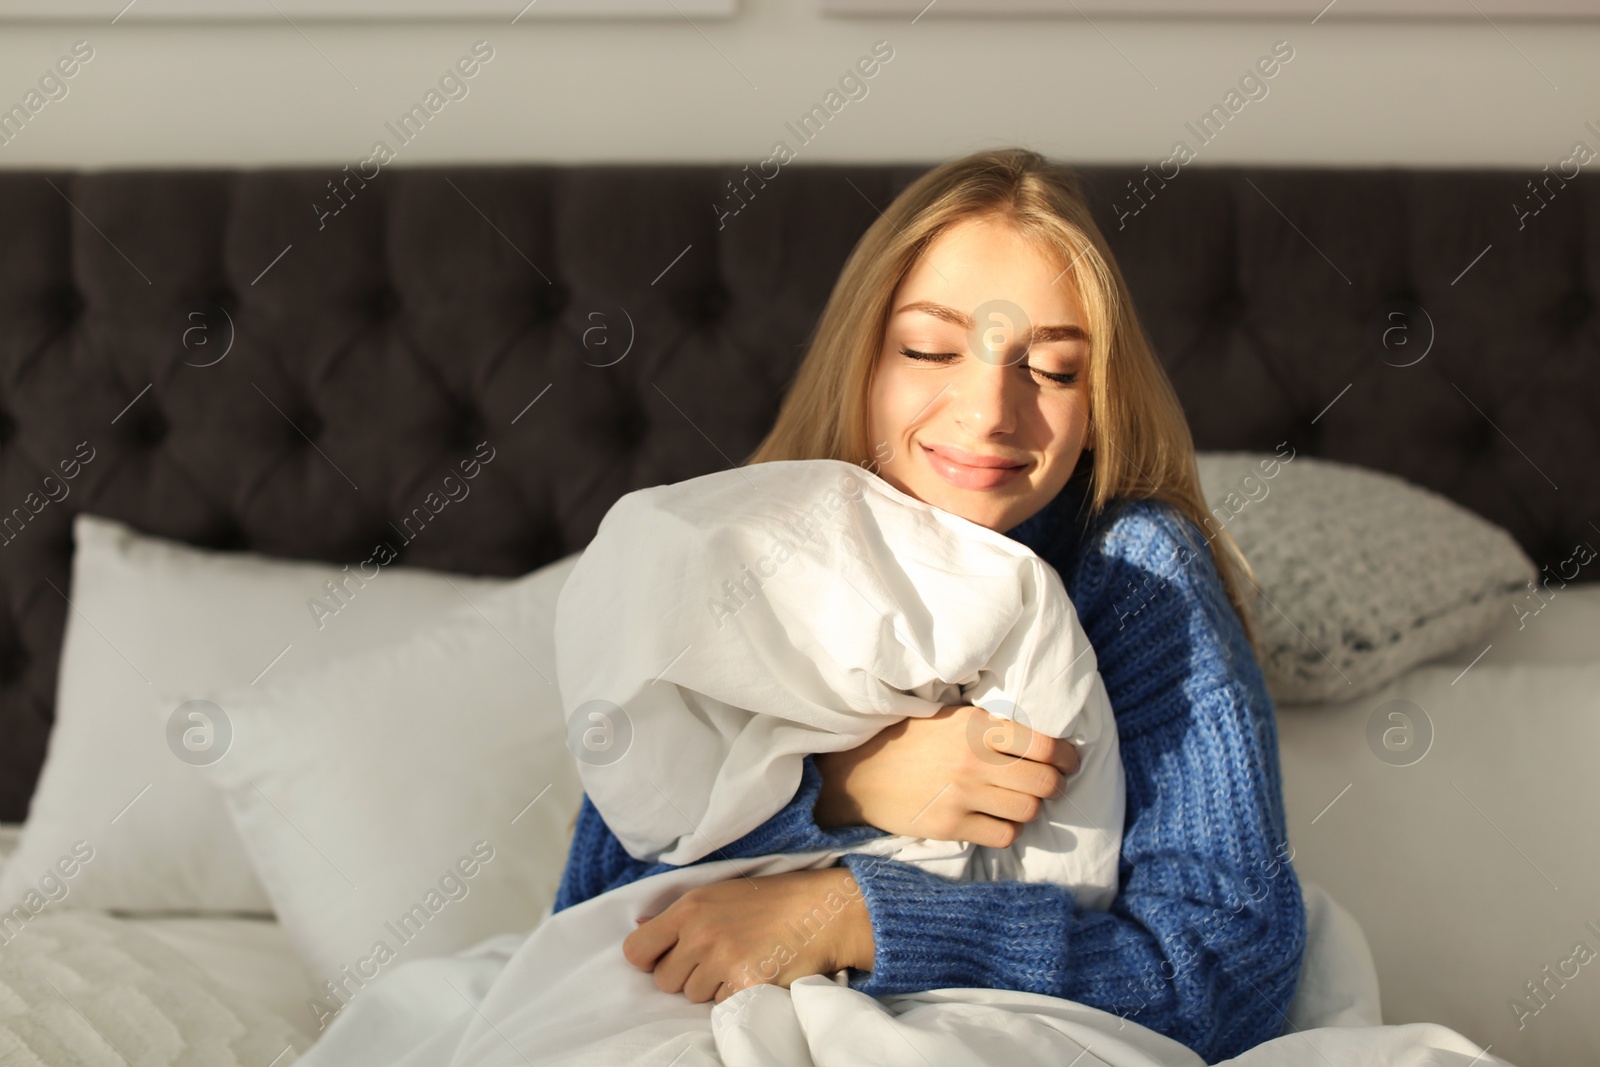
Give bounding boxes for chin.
[921,485,1029,532]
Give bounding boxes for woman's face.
[866,215,1093,534]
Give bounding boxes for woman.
[552,147,1307,1064]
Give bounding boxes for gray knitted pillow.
[1195,451,1536,705]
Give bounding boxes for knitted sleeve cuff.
[717,753,890,860]
[837,851,1079,997]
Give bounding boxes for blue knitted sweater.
[551,475,1308,1064]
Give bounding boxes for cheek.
[1033,392,1090,467]
[866,371,889,439]
[867,356,918,440]
[1047,391,1089,443]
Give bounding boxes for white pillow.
[188,556,584,1008]
[1195,452,1537,703]
[0,514,509,914]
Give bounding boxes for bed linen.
[184,551,585,986]
[4,589,1592,1064]
[0,824,314,1046]
[0,909,310,1066]
[553,459,1124,896]
[290,862,1499,1067]
[0,514,514,917]
[131,918,320,1045]
[289,461,1514,1067]
[1275,585,1600,1067]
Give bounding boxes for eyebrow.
[893,300,1090,345]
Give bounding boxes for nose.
[950,354,1021,438]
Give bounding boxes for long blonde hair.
[744,147,1261,651]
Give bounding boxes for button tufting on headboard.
[131,409,168,447]
[613,403,651,451]
[698,284,731,323]
[1558,289,1594,332]
[452,407,487,449]
[371,286,402,319]
[0,634,26,686]
[535,281,570,319]
[0,162,1595,821]
[55,287,85,322]
[1209,287,1245,325]
[1460,418,1496,458]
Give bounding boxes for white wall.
[0,1,1597,171]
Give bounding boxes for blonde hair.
[745,146,1261,651]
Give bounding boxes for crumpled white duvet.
[296,458,1517,1067]
[298,858,1511,1067]
[554,458,1123,900]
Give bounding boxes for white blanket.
[553,458,1122,898]
[297,459,1517,1067]
[299,861,1511,1067]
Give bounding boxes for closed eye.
[899,346,958,363]
[898,346,1079,387]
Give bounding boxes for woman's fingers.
[681,963,723,1003]
[974,708,1080,775]
[621,912,676,971]
[972,783,1043,824]
[649,941,697,995]
[1000,756,1065,803]
[827,705,1080,844]
[968,719,1065,803]
[957,811,1027,850]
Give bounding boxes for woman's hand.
[621,868,873,1004]
[814,705,1079,848]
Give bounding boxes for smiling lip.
[920,443,1028,490]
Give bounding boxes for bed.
[0,161,1596,1065]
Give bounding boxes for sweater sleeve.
[835,501,1308,1063]
[551,750,891,913]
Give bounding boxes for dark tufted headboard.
[1,162,1596,820]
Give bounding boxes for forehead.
[892,215,1083,324]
